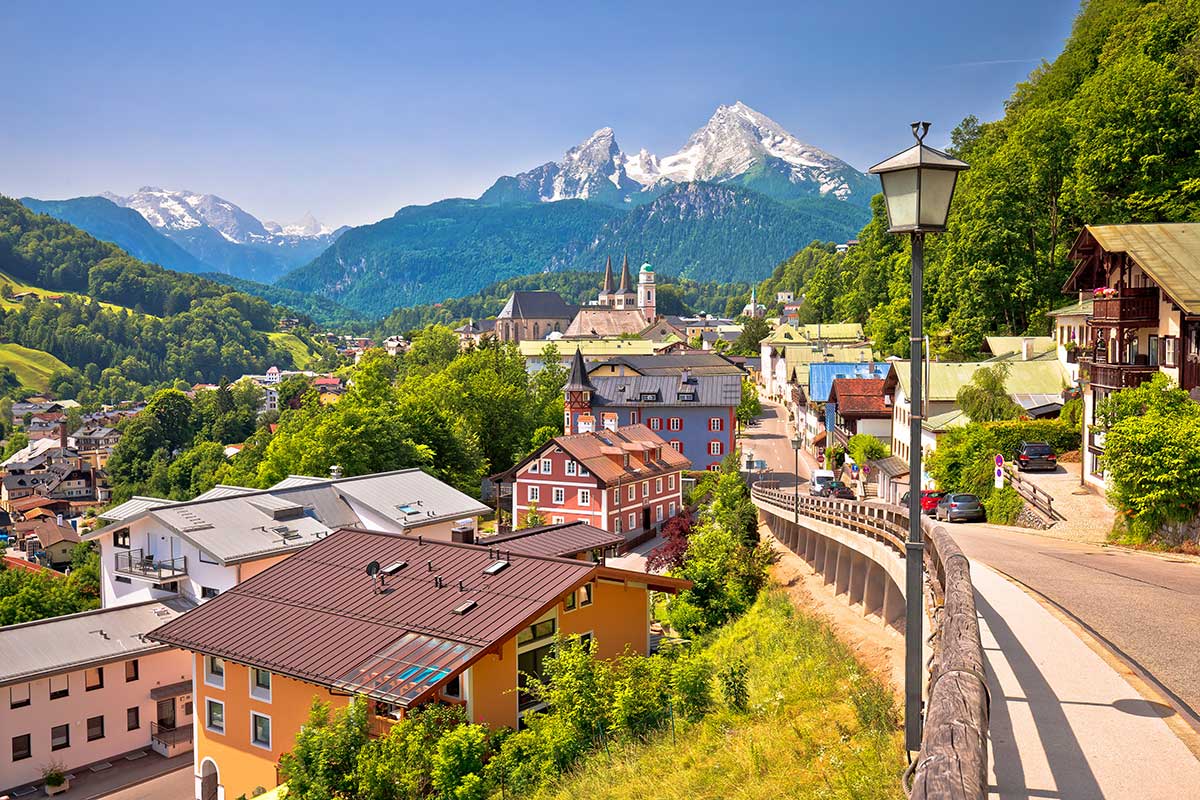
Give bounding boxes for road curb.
[986,564,1200,760]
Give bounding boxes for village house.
[1047,294,1094,384]
[85,469,489,609]
[1063,223,1200,487]
[451,319,496,349]
[147,527,690,800]
[11,515,80,567]
[827,377,893,447]
[68,426,122,467]
[502,417,690,546]
[0,599,195,793]
[796,361,889,455]
[561,349,738,469]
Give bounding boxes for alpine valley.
[23,102,876,317]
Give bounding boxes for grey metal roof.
[0,598,195,687]
[87,469,489,565]
[269,475,327,489]
[589,373,742,408]
[590,353,745,376]
[496,291,577,320]
[192,484,258,501]
[99,495,173,522]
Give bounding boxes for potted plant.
[42,761,69,796]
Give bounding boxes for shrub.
[718,656,749,712]
[984,486,1025,525]
[846,433,888,470]
[848,672,899,733]
[485,728,550,796]
[609,652,673,739]
[529,635,610,744]
[672,654,714,722]
[430,725,490,800]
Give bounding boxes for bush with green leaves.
[718,656,749,712]
[846,433,888,470]
[671,654,715,722]
[430,724,489,800]
[983,485,1025,525]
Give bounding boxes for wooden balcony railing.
[1087,362,1158,390]
[1091,290,1158,325]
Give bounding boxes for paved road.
[738,400,816,489]
[950,523,1200,723]
[93,767,191,800]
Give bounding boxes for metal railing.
[151,721,192,748]
[1003,467,1065,522]
[750,484,988,800]
[114,549,188,582]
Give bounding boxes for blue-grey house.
[799,361,888,452]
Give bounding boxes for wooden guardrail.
[749,484,989,800]
[1003,466,1065,522]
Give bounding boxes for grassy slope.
[535,589,905,800]
[0,343,69,390]
[267,332,318,369]
[0,269,145,316]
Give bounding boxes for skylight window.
[483,560,510,576]
[382,561,407,575]
[452,600,477,615]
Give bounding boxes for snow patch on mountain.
[481,102,873,207]
[105,188,338,243]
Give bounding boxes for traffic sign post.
[994,454,1005,489]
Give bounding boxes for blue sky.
[2,0,1079,227]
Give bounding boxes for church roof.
[600,256,614,296]
[497,291,577,321]
[563,308,648,338]
[616,255,634,294]
[564,348,592,393]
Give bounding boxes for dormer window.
[639,391,659,402]
[677,391,697,402]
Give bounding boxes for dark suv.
[1016,441,1058,471]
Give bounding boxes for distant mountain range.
[23,189,345,283]
[480,102,876,207]
[21,102,876,318]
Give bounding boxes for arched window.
[534,322,540,339]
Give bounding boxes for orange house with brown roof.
[149,527,688,800]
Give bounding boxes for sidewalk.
[5,752,191,800]
[972,562,1200,799]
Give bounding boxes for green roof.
[983,336,1056,357]
[1047,297,1094,317]
[922,409,970,432]
[892,360,1069,402]
[518,339,657,358]
[799,323,864,342]
[763,324,803,345]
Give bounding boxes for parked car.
[821,481,857,500]
[809,469,836,496]
[901,489,947,515]
[1016,441,1058,471]
[935,493,986,523]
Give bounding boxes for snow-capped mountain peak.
[105,188,337,243]
[480,102,873,207]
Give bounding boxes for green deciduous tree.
[956,363,1023,423]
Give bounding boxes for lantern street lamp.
[869,122,968,753]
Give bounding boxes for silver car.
[935,493,985,523]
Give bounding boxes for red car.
[902,490,946,515]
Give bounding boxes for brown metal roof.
[484,522,624,559]
[546,424,691,486]
[148,528,597,706]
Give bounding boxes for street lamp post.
[791,433,803,525]
[869,122,968,754]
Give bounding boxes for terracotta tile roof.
[149,528,605,706]
[547,424,691,485]
[829,378,892,417]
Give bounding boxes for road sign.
[994,454,1005,467]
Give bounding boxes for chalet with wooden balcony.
[1064,223,1200,486]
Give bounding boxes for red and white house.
[507,423,691,546]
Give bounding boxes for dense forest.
[757,0,1200,358]
[0,197,295,401]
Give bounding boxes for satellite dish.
[366,561,381,577]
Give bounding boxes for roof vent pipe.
[330,464,343,479]
[427,560,433,572]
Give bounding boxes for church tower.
[637,263,656,322]
[598,256,614,307]
[613,255,636,310]
[563,348,594,434]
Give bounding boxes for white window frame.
[10,683,30,709]
[578,489,591,506]
[528,485,540,503]
[551,515,565,524]
[250,711,272,750]
[649,417,662,431]
[709,441,723,456]
[669,417,682,431]
[528,460,539,474]
[49,674,69,700]
[199,549,219,565]
[628,512,637,531]
[709,417,723,431]
[668,474,676,490]
[540,459,553,474]
[579,465,589,477]
[206,699,225,735]
[656,505,664,523]
[552,487,565,505]
[565,461,577,476]
[670,440,682,453]
[669,501,677,517]
[204,656,225,689]
[641,481,648,497]
[250,668,272,702]
[627,485,635,501]
[655,477,663,493]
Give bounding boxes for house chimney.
[330,464,343,479]
[1022,337,1035,361]
[59,422,67,449]
[680,368,691,384]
